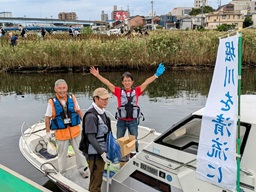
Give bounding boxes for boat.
[109,94,256,192]
[19,95,256,192]
[20,33,251,192]
[0,163,51,192]
[19,116,160,192]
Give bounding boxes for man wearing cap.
[80,87,111,192]
[45,79,89,178]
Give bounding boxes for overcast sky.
[1,0,231,20]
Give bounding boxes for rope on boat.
[137,129,156,140]
[40,162,58,175]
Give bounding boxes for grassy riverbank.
[0,29,255,72]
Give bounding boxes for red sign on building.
[115,11,128,21]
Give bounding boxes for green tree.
[80,26,93,35]
[189,6,215,15]
[216,24,235,31]
[243,16,253,28]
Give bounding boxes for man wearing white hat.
[80,87,111,192]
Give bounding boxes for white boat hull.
[19,120,160,192]
[19,95,256,192]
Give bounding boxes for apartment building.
[250,0,256,12]
[0,12,12,17]
[205,4,244,29]
[171,7,193,17]
[194,0,209,8]
[58,12,77,20]
[230,0,251,11]
[101,11,108,22]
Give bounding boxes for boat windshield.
[155,115,250,156]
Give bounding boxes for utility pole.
[201,0,205,27]
[218,0,221,26]
[218,0,221,8]
[151,1,154,30]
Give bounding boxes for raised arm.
[90,66,115,93]
[140,63,165,92]
[140,75,158,92]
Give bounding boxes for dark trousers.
[88,157,105,192]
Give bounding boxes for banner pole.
[236,31,242,192]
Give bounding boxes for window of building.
[222,15,226,19]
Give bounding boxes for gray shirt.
[84,113,108,159]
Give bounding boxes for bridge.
[0,16,107,31]
[0,16,96,26]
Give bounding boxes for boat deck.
[0,164,51,192]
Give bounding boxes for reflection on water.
[1,68,256,191]
[1,69,256,98]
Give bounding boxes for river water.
[0,69,256,191]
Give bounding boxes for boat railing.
[143,149,196,170]
[40,162,58,175]
[20,121,45,153]
[240,168,254,176]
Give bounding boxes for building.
[205,4,244,29]
[159,15,177,29]
[250,0,256,12]
[0,12,12,17]
[128,15,144,29]
[179,17,193,30]
[101,11,108,22]
[179,15,204,30]
[171,7,193,17]
[111,5,130,21]
[230,0,251,11]
[58,12,77,20]
[194,0,209,8]
[144,16,160,29]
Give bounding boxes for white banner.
[196,34,239,191]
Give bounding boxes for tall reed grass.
[0,29,255,72]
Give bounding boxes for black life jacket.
[79,107,111,155]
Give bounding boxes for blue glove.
[155,63,165,77]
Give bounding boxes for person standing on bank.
[68,25,74,37]
[80,87,111,192]
[90,63,165,152]
[41,27,46,38]
[45,79,89,178]
[18,25,26,38]
[0,27,6,37]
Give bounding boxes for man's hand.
[46,132,52,141]
[101,152,111,164]
[155,63,165,77]
[90,66,99,77]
